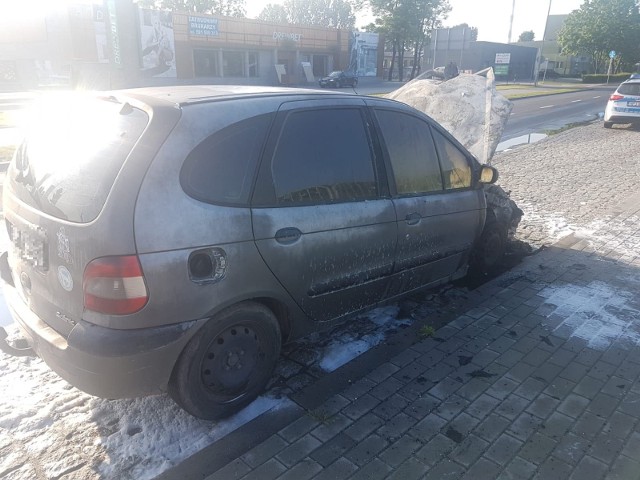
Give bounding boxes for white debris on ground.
[0,302,412,479]
[541,279,640,351]
[386,70,513,163]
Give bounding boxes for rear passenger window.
[271,109,377,205]
[375,110,443,195]
[432,129,472,190]
[180,114,273,205]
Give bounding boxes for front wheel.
[470,214,507,275]
[604,121,613,129]
[169,302,281,420]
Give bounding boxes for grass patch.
[0,145,16,162]
[307,408,332,424]
[418,325,436,339]
[544,119,596,135]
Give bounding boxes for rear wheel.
[169,302,281,420]
[604,121,613,129]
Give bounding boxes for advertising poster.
[139,8,176,78]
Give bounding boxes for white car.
[604,78,640,128]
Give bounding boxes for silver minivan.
[1,86,498,419]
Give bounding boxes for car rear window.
[8,94,148,223]
[618,83,640,95]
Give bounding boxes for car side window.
[375,109,443,195]
[431,128,472,190]
[270,108,377,205]
[180,113,273,205]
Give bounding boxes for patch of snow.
[318,305,411,372]
[540,280,640,350]
[0,335,293,480]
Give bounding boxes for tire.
[470,213,507,275]
[169,302,281,420]
[604,121,613,129]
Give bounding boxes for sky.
[245,0,586,44]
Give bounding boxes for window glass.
[248,52,259,77]
[432,129,472,190]
[180,114,273,205]
[271,109,376,204]
[194,49,219,77]
[619,83,640,95]
[223,51,244,77]
[9,94,148,223]
[375,110,442,195]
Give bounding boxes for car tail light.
[83,255,148,315]
[609,94,624,101]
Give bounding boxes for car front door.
[372,107,484,296]
[252,100,397,322]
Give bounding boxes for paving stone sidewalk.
[201,184,640,478]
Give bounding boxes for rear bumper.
[1,268,205,399]
[605,114,640,124]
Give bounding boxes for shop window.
[194,50,219,77]
[223,51,244,77]
[248,52,259,77]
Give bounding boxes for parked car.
[318,71,358,88]
[604,78,640,128]
[1,86,499,420]
[538,69,560,79]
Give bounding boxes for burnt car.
[1,86,498,420]
[318,71,358,88]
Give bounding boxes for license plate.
[627,101,640,107]
[8,222,48,270]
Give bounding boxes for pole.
[508,0,516,43]
[607,56,613,84]
[432,28,438,69]
[535,0,552,86]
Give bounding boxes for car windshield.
[328,71,342,77]
[8,94,148,223]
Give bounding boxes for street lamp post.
[534,0,552,86]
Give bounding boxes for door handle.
[275,227,302,245]
[405,212,421,226]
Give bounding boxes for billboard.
[139,8,176,78]
[349,32,378,77]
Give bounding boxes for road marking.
[593,96,601,99]
[540,105,554,109]
[571,100,582,103]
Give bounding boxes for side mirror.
[479,165,499,184]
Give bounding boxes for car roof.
[120,85,346,107]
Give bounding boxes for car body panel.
[318,71,358,88]
[1,86,493,401]
[604,79,640,124]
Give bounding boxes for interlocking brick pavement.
[194,123,640,480]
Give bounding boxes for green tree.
[558,0,640,73]
[137,0,246,17]
[370,0,450,81]
[257,4,288,23]
[257,0,357,28]
[518,30,535,42]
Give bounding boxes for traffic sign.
[609,50,616,59]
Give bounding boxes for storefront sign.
[495,53,511,65]
[494,65,509,75]
[273,32,302,42]
[105,0,122,66]
[189,16,218,37]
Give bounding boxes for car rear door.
[371,107,484,296]
[251,99,397,322]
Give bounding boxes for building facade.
[0,0,381,91]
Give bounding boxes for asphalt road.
[502,86,613,140]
